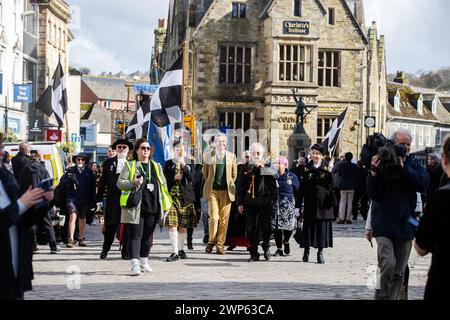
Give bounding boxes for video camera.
[360,133,407,179]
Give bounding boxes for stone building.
[161,0,387,160]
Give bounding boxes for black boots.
[317,250,325,264]
[263,248,271,261]
[302,247,310,262]
[273,249,284,257]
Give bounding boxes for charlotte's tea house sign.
[283,21,310,35]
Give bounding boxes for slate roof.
[81,104,112,133]
[82,76,150,102]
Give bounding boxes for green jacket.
[116,160,168,225]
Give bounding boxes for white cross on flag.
[35,61,68,127]
[322,108,348,152]
[126,99,151,140]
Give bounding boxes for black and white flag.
[150,55,183,127]
[126,99,151,140]
[322,109,348,152]
[35,61,68,128]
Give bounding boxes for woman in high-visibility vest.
[117,138,170,276]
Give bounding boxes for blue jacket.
[338,160,358,190]
[276,171,300,203]
[368,156,429,239]
[61,166,96,207]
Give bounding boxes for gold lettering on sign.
[217,101,256,107]
[272,95,318,104]
[318,106,346,113]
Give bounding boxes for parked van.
[4,141,66,187]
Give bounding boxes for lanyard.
[139,162,152,181]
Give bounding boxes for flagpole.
[181,41,187,115]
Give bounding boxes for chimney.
[393,71,410,84]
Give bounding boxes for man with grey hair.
[202,133,237,254]
[238,142,277,261]
[12,142,31,182]
[366,129,429,299]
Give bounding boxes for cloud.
[364,0,450,73]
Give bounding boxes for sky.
[67,0,450,75]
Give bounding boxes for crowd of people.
[1,129,449,300]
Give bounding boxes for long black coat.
[0,165,50,299]
[299,161,335,220]
[11,152,30,182]
[163,159,196,205]
[18,160,50,192]
[237,163,278,208]
[96,157,122,225]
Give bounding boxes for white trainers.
[130,259,141,276]
[140,258,152,273]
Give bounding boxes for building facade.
[0,0,26,140]
[162,0,387,160]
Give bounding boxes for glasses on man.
[116,146,128,150]
[76,158,85,162]
[140,146,151,151]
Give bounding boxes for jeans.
[375,237,412,300]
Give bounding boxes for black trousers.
[125,214,158,259]
[32,212,57,249]
[333,187,341,219]
[245,204,272,256]
[102,223,119,254]
[274,230,293,249]
[187,209,201,241]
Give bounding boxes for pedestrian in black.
[425,154,443,203]
[11,142,31,182]
[352,160,369,220]
[414,134,450,300]
[97,139,133,259]
[187,156,203,250]
[299,144,334,264]
[18,151,58,254]
[337,152,357,224]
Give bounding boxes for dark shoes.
[205,244,214,253]
[227,245,236,251]
[302,248,310,262]
[100,252,107,259]
[317,251,325,264]
[166,253,179,262]
[346,220,353,224]
[273,249,284,257]
[178,250,188,259]
[78,240,86,247]
[66,239,75,248]
[187,240,194,250]
[283,242,290,255]
[263,248,271,261]
[202,235,209,244]
[248,254,260,262]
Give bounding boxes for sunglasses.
[116,146,128,150]
[76,158,85,162]
[140,146,151,151]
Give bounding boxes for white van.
[4,141,66,187]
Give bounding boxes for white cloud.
[69,34,123,74]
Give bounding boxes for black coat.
[60,166,96,207]
[163,160,196,205]
[0,165,50,299]
[237,163,277,208]
[368,156,429,239]
[18,160,50,193]
[11,152,30,182]
[96,157,122,225]
[299,161,335,220]
[338,160,358,190]
[427,164,444,201]
[193,164,204,211]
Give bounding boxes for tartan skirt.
[165,185,197,228]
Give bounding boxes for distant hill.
[388,67,450,90]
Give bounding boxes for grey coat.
[116,160,167,225]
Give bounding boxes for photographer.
[366,129,429,300]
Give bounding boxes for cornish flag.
[150,55,183,127]
[35,61,67,127]
[322,109,348,152]
[126,99,151,140]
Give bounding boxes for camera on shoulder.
[361,133,406,179]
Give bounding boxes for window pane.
[229,47,235,63]
[236,112,242,129]
[317,119,323,136]
[334,52,340,68]
[219,46,227,63]
[244,65,251,83]
[240,4,246,18]
[318,52,324,67]
[237,47,243,63]
[324,119,331,133]
[236,65,243,83]
[219,112,226,124]
[326,69,332,86]
[245,48,251,63]
[228,65,235,83]
[318,69,323,86]
[300,46,305,61]
[280,45,284,61]
[300,63,305,81]
[227,112,235,128]
[286,63,291,81]
[244,113,251,130]
[293,46,298,61]
[279,63,285,81]
[219,64,227,83]
[293,64,298,81]
[326,52,332,67]
[294,0,301,17]
[232,3,238,18]
[286,46,291,61]
[333,69,338,86]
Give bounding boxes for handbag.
[125,186,142,208]
[293,216,303,245]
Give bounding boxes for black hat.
[111,138,133,150]
[72,153,90,163]
[311,143,328,156]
